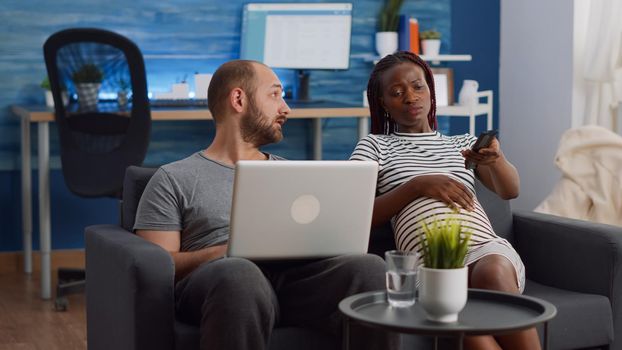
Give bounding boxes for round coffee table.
[339,288,557,350]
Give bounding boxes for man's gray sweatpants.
[174,254,398,350]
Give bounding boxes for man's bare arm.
[136,230,227,281]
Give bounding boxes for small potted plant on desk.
[41,76,54,108]
[420,29,442,57]
[41,76,68,108]
[418,217,471,323]
[375,0,404,58]
[72,63,103,111]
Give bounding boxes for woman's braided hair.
[366,51,438,134]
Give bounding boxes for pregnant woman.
[351,51,540,350]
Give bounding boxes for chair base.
[55,267,85,311]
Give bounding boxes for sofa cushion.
[122,165,157,231]
[524,280,613,349]
[474,179,513,242]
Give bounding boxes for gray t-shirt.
[133,151,281,252]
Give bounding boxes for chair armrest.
[513,210,622,298]
[85,225,175,350]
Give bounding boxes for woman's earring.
[384,110,390,120]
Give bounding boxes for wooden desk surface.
[12,104,370,123]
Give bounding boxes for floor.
[0,271,86,350]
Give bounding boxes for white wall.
[499,0,575,210]
[572,0,591,128]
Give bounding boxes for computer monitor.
[240,3,352,102]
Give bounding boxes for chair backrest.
[43,28,151,198]
[122,166,158,231]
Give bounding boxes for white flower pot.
[76,83,101,111]
[458,80,480,106]
[418,266,468,323]
[44,90,69,108]
[375,32,398,58]
[44,90,54,108]
[422,39,441,57]
[117,91,128,110]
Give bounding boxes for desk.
[340,289,557,350]
[12,103,369,299]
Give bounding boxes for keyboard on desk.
[150,99,209,108]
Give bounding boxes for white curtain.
[582,0,622,130]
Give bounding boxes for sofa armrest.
[513,210,622,299]
[85,225,175,350]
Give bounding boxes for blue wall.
[448,0,500,135]
[0,0,499,252]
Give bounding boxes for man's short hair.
[207,60,258,122]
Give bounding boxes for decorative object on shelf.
[194,73,213,100]
[431,68,454,106]
[117,78,130,110]
[420,29,442,57]
[458,79,480,107]
[72,63,104,111]
[40,76,54,108]
[418,217,471,323]
[41,76,68,108]
[398,15,420,54]
[375,0,404,58]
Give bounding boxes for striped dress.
[351,131,525,292]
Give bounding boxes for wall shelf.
[437,90,493,135]
[361,54,472,64]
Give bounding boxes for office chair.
[43,28,151,311]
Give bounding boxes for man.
[134,60,396,350]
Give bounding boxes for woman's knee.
[469,255,518,293]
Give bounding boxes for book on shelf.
[398,15,420,54]
[409,18,420,54]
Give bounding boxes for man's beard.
[240,98,283,147]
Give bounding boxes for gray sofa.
[369,180,622,350]
[86,166,622,350]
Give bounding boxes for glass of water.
[385,250,420,307]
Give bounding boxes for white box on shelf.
[171,83,190,99]
[194,74,212,100]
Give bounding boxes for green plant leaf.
[378,0,404,32]
[72,63,104,84]
[419,216,471,269]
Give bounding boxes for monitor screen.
[240,3,352,70]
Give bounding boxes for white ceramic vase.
[418,266,468,323]
[458,80,479,107]
[422,39,441,57]
[44,90,54,108]
[117,91,128,110]
[76,83,101,111]
[44,90,69,108]
[375,32,398,58]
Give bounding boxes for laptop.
[227,160,378,260]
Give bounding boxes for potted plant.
[418,217,471,323]
[375,0,404,58]
[72,63,104,111]
[41,76,69,108]
[117,77,130,109]
[40,77,54,108]
[420,29,442,57]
